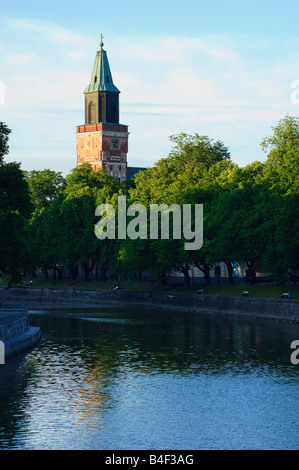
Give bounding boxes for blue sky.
[1,0,299,174]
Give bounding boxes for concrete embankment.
[0,286,298,323]
[0,304,41,360]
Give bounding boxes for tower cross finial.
[99,34,104,50]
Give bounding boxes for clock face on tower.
[110,137,120,150]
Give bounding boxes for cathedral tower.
[76,36,129,182]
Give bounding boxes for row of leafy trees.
[0,116,298,286]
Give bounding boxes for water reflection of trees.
[0,351,39,448]
[100,314,298,377]
[31,309,299,379]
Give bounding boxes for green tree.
[0,125,33,283]
[55,195,100,282]
[259,192,299,283]
[168,133,231,168]
[206,162,266,284]
[0,122,11,163]
[65,163,119,199]
[0,162,33,283]
[259,116,299,281]
[261,115,299,195]
[127,134,232,285]
[0,162,32,217]
[26,169,66,210]
[30,164,122,282]
[29,197,61,281]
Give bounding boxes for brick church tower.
[76,36,129,182]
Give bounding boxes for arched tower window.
[88,101,96,124]
[108,100,117,123]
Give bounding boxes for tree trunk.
[57,268,63,280]
[203,264,211,285]
[224,260,234,284]
[160,271,167,285]
[70,265,78,281]
[194,262,211,285]
[101,267,108,281]
[180,265,191,285]
[246,262,256,284]
[82,262,91,282]
[52,267,56,285]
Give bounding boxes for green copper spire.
[84,35,120,94]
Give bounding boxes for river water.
[0,305,298,450]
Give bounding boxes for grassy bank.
[1,277,299,300]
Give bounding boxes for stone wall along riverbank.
[0,286,298,323]
[0,301,41,360]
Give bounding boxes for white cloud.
[117,35,241,68]
[5,67,87,110]
[7,18,91,47]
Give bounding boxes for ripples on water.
[0,307,298,450]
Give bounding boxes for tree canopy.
[0,122,11,164]
[25,169,66,211]
[0,161,32,283]
[0,119,298,286]
[261,115,299,195]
